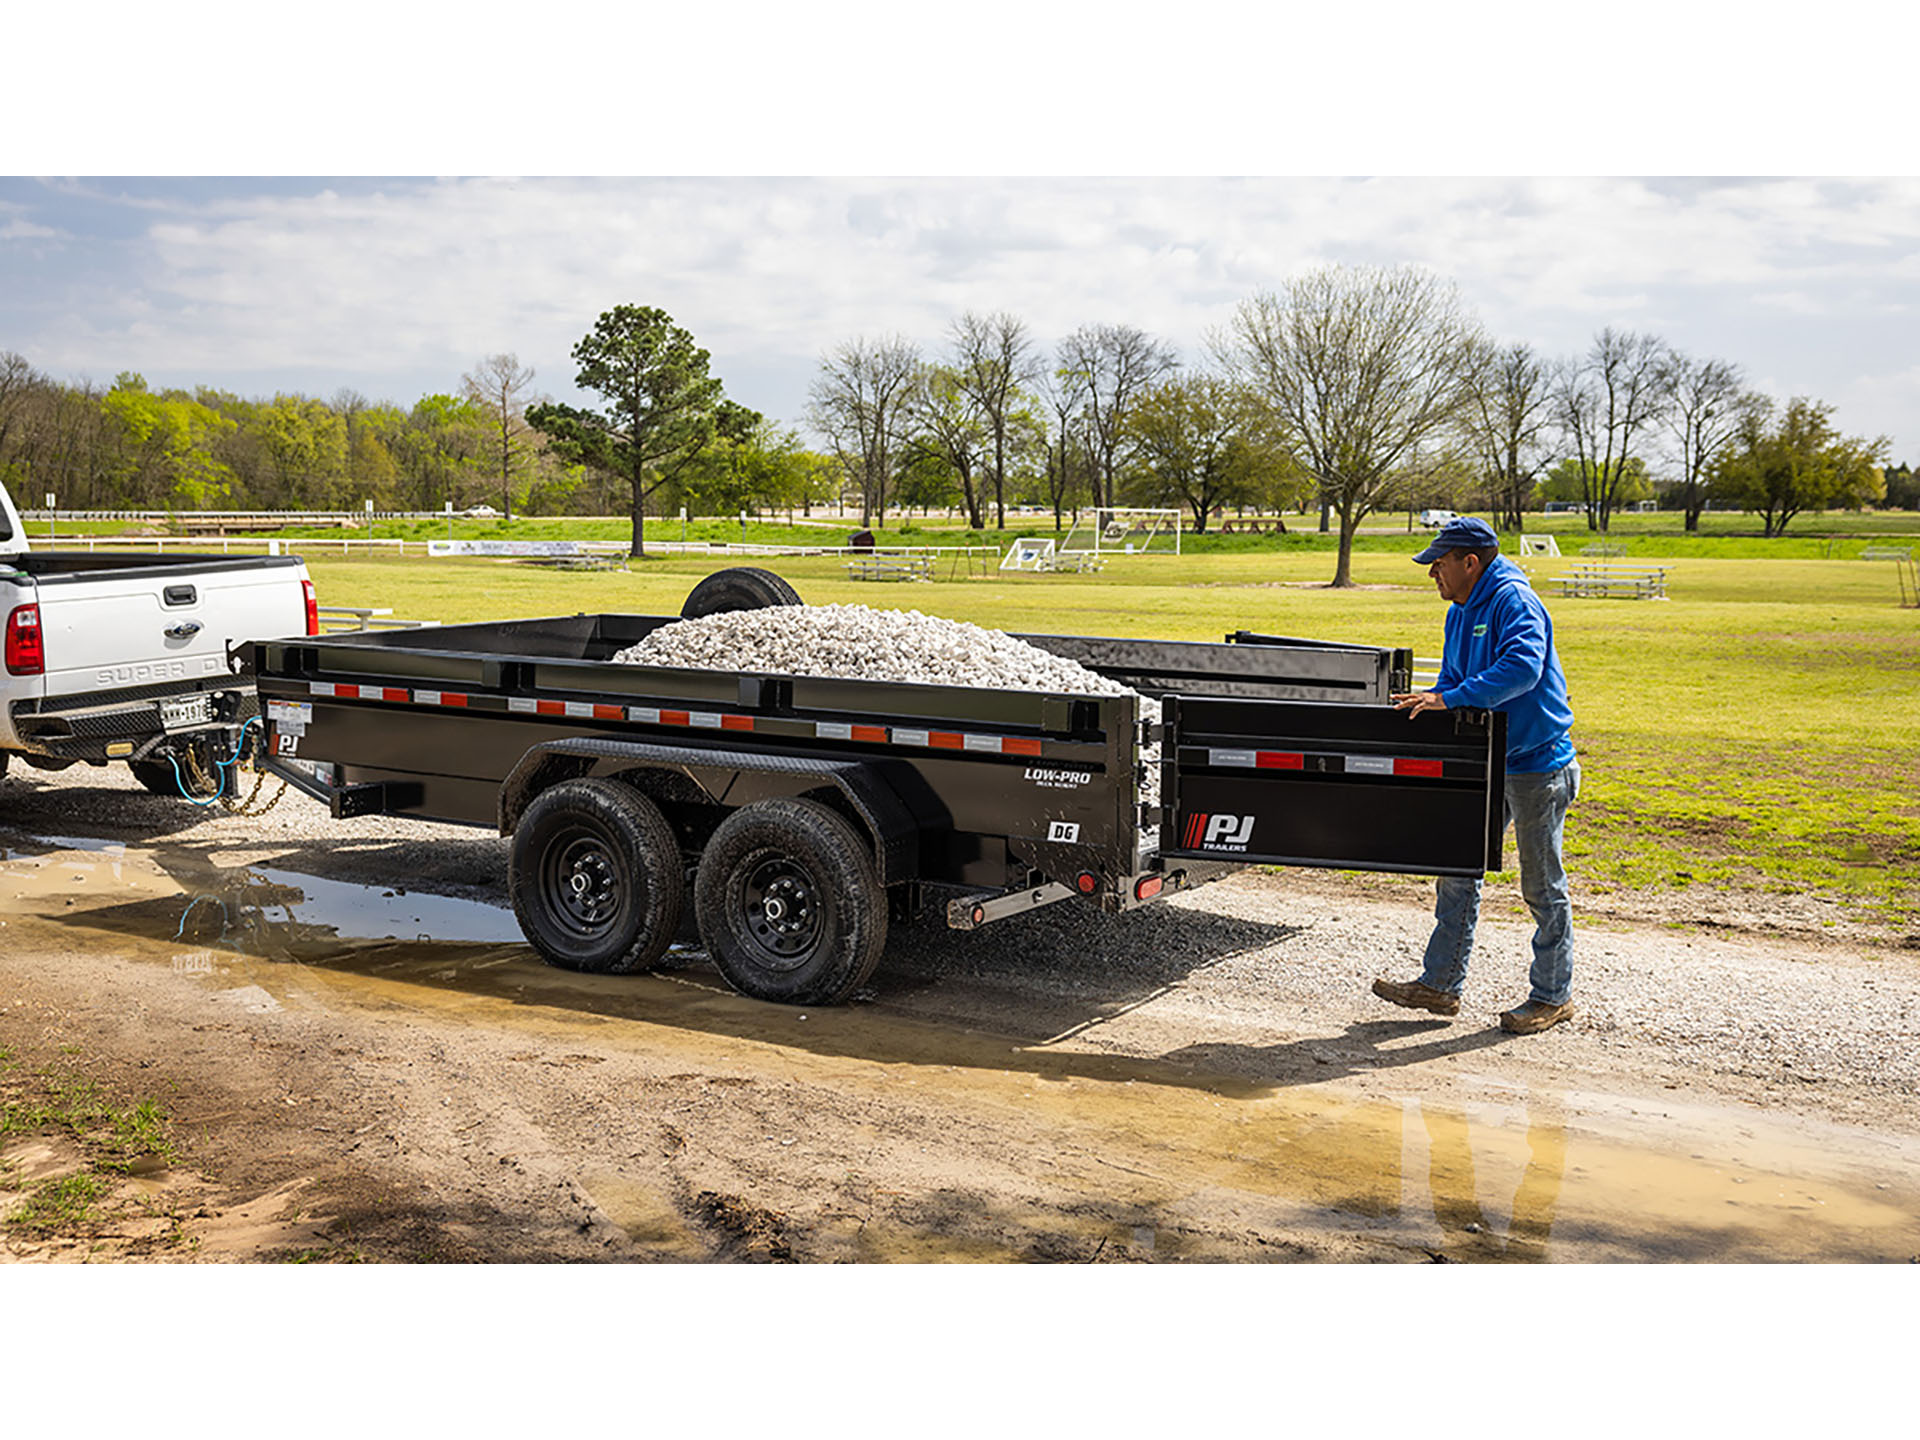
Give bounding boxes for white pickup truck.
[0,481,316,798]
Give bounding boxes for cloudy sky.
[6,7,1912,466]
[4,175,1916,463]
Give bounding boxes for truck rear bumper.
[7,685,254,763]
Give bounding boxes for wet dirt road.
[3,778,1918,1263]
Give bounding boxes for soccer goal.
[1000,537,1059,572]
[1060,507,1182,557]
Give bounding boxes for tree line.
[3,266,1907,582]
[808,267,1898,584]
[0,343,832,530]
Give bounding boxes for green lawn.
[298,544,1920,930]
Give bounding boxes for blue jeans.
[1418,759,1580,1007]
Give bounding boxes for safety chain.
[179,729,290,817]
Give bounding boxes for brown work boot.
[1499,1000,1576,1035]
[1371,978,1460,1017]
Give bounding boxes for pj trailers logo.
[1183,812,1255,852]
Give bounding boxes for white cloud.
[8,176,1920,455]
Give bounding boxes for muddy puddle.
[4,835,1918,1263]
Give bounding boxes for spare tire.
[680,567,802,620]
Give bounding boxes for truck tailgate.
[31,563,308,701]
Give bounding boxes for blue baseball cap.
[1413,516,1499,564]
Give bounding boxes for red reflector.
[537,699,565,716]
[1257,751,1304,769]
[851,724,888,744]
[929,732,964,750]
[1394,758,1444,778]
[382,687,408,703]
[335,683,362,699]
[721,714,754,732]
[4,604,44,676]
[662,710,690,726]
[593,704,623,720]
[1001,736,1042,757]
[441,693,468,708]
[1075,871,1098,894]
[1134,875,1164,901]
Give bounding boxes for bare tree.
[806,336,920,526]
[1219,265,1485,587]
[1657,351,1754,532]
[461,353,538,519]
[903,363,988,528]
[1465,341,1555,532]
[950,311,1041,529]
[1554,328,1671,533]
[1037,364,1094,530]
[1057,323,1179,510]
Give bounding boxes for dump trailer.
[243,569,1506,1006]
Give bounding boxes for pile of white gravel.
[613,603,1161,801]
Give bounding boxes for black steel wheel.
[694,797,886,1006]
[510,778,684,974]
[679,566,802,619]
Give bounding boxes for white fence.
[31,534,1004,563]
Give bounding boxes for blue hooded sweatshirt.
[1433,554,1575,774]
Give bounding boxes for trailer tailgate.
[1160,695,1507,877]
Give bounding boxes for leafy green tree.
[1882,462,1918,510]
[674,415,823,521]
[256,395,349,507]
[1711,397,1888,536]
[529,306,755,556]
[1539,455,1653,507]
[1120,374,1262,532]
[384,394,488,511]
[99,379,240,508]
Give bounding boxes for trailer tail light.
[1075,871,1098,894]
[5,604,44,675]
[1134,875,1164,901]
[302,579,319,636]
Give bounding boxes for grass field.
[294,540,1920,930]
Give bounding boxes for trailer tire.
[695,797,886,1006]
[679,566,802,619]
[511,779,684,975]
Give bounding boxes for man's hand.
[1391,690,1448,718]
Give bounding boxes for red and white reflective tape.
[1205,746,1447,778]
[305,680,1043,757]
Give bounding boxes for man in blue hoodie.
[1374,517,1581,1035]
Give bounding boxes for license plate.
[158,694,213,732]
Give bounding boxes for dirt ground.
[3,765,1917,1264]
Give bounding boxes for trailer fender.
[497,737,922,886]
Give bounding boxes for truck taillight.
[5,603,44,675]
[302,579,319,636]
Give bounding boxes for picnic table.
[1557,562,1669,600]
[846,555,933,582]
[1218,516,1288,534]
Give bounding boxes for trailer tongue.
[244,572,1504,1006]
